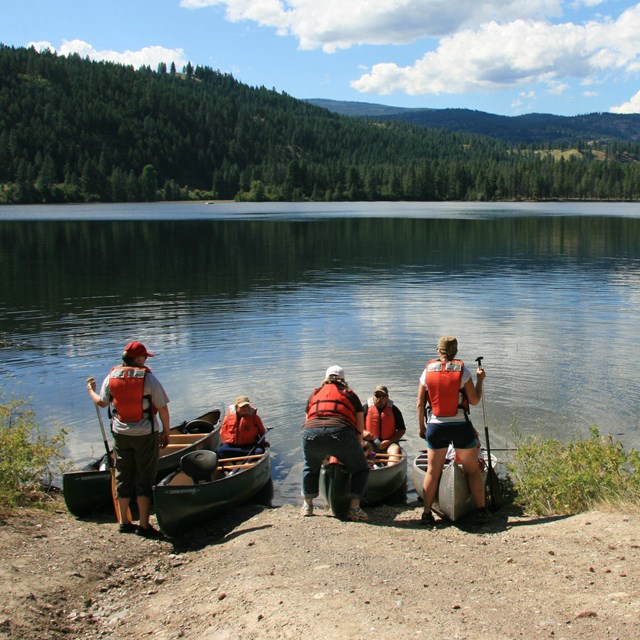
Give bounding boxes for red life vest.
[365,398,396,440]
[306,383,357,428]
[108,365,153,423]
[221,405,264,446]
[425,359,469,417]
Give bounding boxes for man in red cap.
[87,340,170,538]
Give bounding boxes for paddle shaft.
[475,357,497,510]
[87,376,122,523]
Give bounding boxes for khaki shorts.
[113,432,159,498]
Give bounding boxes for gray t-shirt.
[100,369,169,436]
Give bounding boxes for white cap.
[325,365,345,379]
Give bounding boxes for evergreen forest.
[1,43,640,204]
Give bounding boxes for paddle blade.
[485,466,503,511]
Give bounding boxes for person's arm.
[464,366,486,405]
[86,378,109,408]
[256,414,269,446]
[157,404,170,447]
[386,405,406,445]
[417,382,427,439]
[355,411,365,445]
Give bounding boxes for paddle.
[219,429,271,474]
[474,357,499,511]
[87,376,123,523]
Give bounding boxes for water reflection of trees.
[2,217,640,313]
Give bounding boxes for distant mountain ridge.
[305,99,640,145]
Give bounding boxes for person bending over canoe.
[416,336,488,527]
[217,396,269,459]
[301,365,369,522]
[362,384,406,465]
[86,341,170,538]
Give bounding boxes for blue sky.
[2,0,640,116]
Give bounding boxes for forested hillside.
[1,44,640,204]
[306,99,640,145]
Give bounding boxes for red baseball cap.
[123,341,154,358]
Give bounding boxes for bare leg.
[456,448,485,509]
[137,496,151,528]
[422,448,447,510]
[386,443,402,465]
[118,497,132,525]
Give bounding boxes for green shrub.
[0,400,67,507]
[507,426,640,516]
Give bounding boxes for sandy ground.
[1,497,639,640]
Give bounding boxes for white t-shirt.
[419,364,471,424]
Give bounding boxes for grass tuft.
[0,399,67,507]
[506,426,640,516]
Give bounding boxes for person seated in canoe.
[217,396,269,459]
[301,365,369,522]
[362,384,406,466]
[416,336,489,527]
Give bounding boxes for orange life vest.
[425,359,469,417]
[220,405,264,446]
[108,365,153,423]
[306,383,357,428]
[365,398,396,440]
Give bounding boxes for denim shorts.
[426,421,478,450]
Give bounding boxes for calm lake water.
[2,201,640,502]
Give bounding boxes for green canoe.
[319,449,407,520]
[153,449,272,537]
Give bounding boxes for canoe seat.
[182,419,214,434]
[181,450,218,484]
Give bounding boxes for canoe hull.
[413,451,494,522]
[320,450,407,520]
[63,408,222,518]
[154,451,272,536]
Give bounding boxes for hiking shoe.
[475,507,493,523]
[118,522,136,534]
[346,506,368,522]
[301,502,313,517]
[135,524,163,539]
[420,510,436,528]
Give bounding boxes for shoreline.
[1,499,639,639]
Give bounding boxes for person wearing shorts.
[87,341,170,538]
[416,336,487,527]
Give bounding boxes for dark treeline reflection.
[2,216,640,314]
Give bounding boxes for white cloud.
[571,0,604,7]
[610,90,640,113]
[27,39,188,70]
[179,0,563,52]
[352,5,640,98]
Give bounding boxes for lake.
[1,201,640,502]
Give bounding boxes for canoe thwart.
[216,453,265,464]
